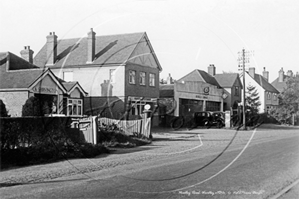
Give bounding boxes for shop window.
[139,72,146,85]
[131,101,147,115]
[63,71,73,82]
[149,73,155,87]
[67,99,83,116]
[206,101,221,111]
[110,69,116,83]
[129,70,136,84]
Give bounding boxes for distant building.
[239,67,279,113]
[0,51,86,117]
[33,29,162,119]
[271,68,297,93]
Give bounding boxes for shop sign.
[203,87,209,95]
[195,95,208,99]
[32,87,57,94]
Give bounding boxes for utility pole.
[238,48,253,130]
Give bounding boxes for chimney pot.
[278,68,284,82]
[87,28,96,63]
[46,32,58,66]
[249,67,255,78]
[20,45,34,64]
[262,67,269,82]
[208,64,216,76]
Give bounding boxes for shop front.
[174,81,224,117]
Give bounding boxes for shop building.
[33,30,162,119]
[159,69,224,117]
[0,51,86,117]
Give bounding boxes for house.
[271,68,298,93]
[159,67,224,117]
[0,50,87,117]
[239,67,279,113]
[33,29,162,119]
[209,64,242,111]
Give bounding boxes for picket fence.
[98,117,152,138]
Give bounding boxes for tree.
[270,75,299,124]
[0,99,9,117]
[22,96,44,116]
[245,84,261,115]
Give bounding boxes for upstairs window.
[129,70,136,84]
[234,86,239,96]
[139,72,146,85]
[149,73,155,87]
[273,93,277,101]
[267,92,271,99]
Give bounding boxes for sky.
[0,0,298,82]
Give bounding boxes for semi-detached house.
[33,29,162,119]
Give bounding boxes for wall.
[125,63,159,99]
[0,91,29,117]
[52,65,125,97]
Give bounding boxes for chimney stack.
[166,73,173,84]
[262,67,269,82]
[249,67,255,78]
[87,28,96,63]
[208,64,216,76]
[278,68,284,82]
[287,70,293,77]
[46,32,57,66]
[20,46,34,64]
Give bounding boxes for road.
[0,124,298,199]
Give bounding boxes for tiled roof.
[271,76,288,93]
[159,84,174,97]
[197,70,220,87]
[0,52,45,89]
[214,73,241,87]
[249,72,279,93]
[34,32,147,67]
[61,82,77,91]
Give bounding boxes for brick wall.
[0,91,29,117]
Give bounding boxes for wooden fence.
[98,117,151,138]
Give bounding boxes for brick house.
[271,68,298,93]
[0,51,86,117]
[33,29,162,119]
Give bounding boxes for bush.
[0,117,109,168]
[0,99,9,117]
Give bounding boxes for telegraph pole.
[238,48,253,130]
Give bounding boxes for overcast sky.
[0,0,298,82]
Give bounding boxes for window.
[273,94,277,101]
[109,69,115,83]
[67,99,83,116]
[63,71,73,82]
[139,72,146,85]
[129,70,136,84]
[267,92,271,99]
[235,86,239,96]
[149,73,155,87]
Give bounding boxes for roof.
[196,70,220,87]
[0,52,45,89]
[177,69,220,87]
[159,84,174,97]
[214,73,241,87]
[34,32,162,70]
[271,76,289,93]
[242,71,279,93]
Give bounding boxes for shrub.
[0,99,9,117]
